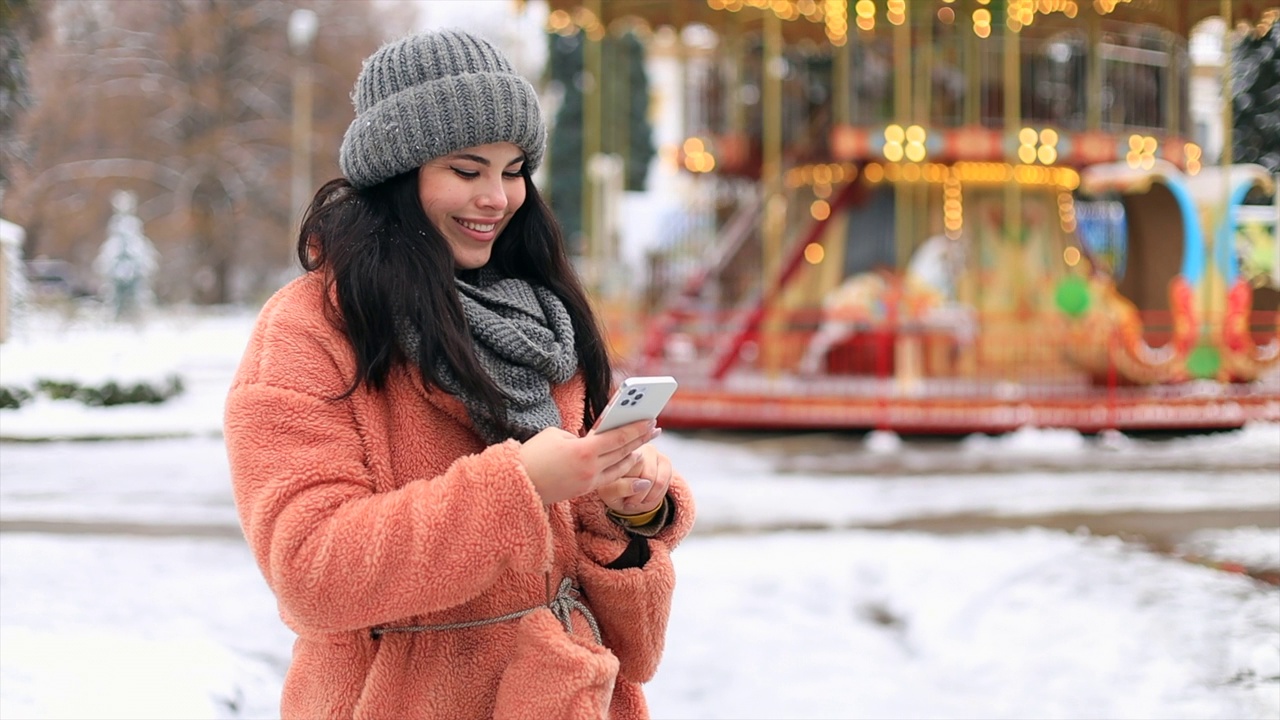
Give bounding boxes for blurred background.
[0,1,1278,718]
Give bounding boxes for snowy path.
[3,430,1278,537]
[2,429,1278,719]
[2,525,1276,719]
[1,311,1277,718]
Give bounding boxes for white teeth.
[458,220,497,233]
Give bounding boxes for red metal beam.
[711,178,867,379]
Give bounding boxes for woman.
[224,28,694,719]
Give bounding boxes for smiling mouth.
[457,219,498,233]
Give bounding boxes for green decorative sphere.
[1185,345,1221,380]
[1054,276,1091,317]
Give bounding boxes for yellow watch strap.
[607,504,662,527]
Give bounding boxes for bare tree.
[3,0,395,304]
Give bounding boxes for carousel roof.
[533,0,1278,43]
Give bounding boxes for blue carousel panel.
[1074,199,1128,280]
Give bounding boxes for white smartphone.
[592,375,679,432]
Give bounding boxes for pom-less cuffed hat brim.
[340,72,545,189]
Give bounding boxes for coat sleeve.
[569,475,695,683]
[224,313,554,635]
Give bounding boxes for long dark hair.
[297,170,612,437]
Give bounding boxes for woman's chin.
[454,250,493,270]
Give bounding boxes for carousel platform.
[650,372,1280,434]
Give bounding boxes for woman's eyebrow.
[449,153,526,167]
[451,153,491,165]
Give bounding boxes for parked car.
[25,257,94,301]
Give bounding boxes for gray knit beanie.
[339,29,546,189]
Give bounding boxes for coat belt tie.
[370,578,601,644]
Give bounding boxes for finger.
[623,479,663,512]
[599,475,652,506]
[595,476,629,505]
[594,428,656,471]
[589,419,658,452]
[599,449,642,485]
[638,455,671,507]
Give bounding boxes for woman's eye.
[502,170,523,179]
[451,168,479,179]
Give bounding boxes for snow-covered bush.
[0,384,32,409]
[1,375,184,409]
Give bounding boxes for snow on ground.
[0,534,289,720]
[1,308,1278,718]
[652,530,1279,720]
[3,433,1277,545]
[2,526,1277,720]
[0,308,251,441]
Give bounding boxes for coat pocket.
[493,608,620,720]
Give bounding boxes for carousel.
[533,0,1280,433]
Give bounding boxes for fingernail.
[631,479,653,494]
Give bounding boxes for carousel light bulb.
[804,242,825,264]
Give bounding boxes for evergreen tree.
[0,0,44,192]
[612,31,656,192]
[547,29,655,255]
[548,32,585,251]
[1232,21,1280,172]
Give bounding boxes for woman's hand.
[595,443,671,515]
[519,420,658,505]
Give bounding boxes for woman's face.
[417,142,528,270]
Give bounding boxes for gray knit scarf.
[398,268,578,444]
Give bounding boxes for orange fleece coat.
[224,273,695,719]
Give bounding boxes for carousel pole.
[1212,0,1234,361]
[894,0,929,391]
[1221,0,1233,170]
[583,0,603,297]
[892,0,911,268]
[959,2,981,377]
[913,0,932,248]
[1003,2,1022,342]
[964,2,980,127]
[1086,8,1102,131]
[728,10,746,135]
[833,8,849,127]
[1167,7,1182,139]
[761,8,785,374]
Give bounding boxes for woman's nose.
[475,179,507,210]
